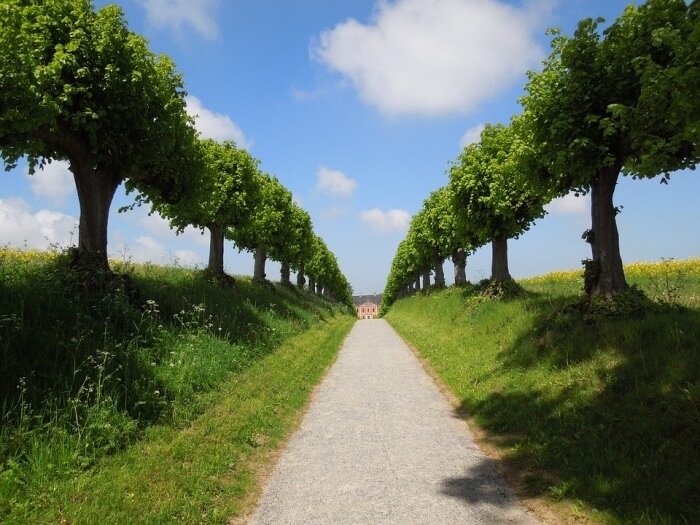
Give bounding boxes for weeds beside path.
[0,247,356,523]
[17,314,355,523]
[384,261,700,524]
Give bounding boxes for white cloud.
[131,235,168,263]
[137,0,220,40]
[139,211,208,246]
[546,192,589,216]
[25,160,75,205]
[316,166,358,197]
[0,198,77,249]
[313,0,547,116]
[360,208,411,233]
[459,123,485,149]
[173,249,200,267]
[186,96,252,149]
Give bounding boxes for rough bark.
[452,249,467,285]
[491,233,512,282]
[433,254,445,288]
[422,269,431,290]
[253,246,266,281]
[280,261,291,286]
[207,224,225,276]
[586,166,628,296]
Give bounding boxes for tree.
[156,139,260,279]
[268,204,314,287]
[449,121,548,282]
[419,186,468,286]
[381,236,424,311]
[0,0,200,271]
[520,0,698,296]
[230,173,292,281]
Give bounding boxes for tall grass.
[385,259,700,524]
[0,247,353,521]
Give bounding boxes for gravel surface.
[249,319,539,524]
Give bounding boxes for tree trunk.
[491,233,512,282]
[453,249,467,285]
[253,246,266,281]
[414,274,421,293]
[280,261,291,286]
[72,167,120,271]
[586,166,628,296]
[308,276,316,293]
[433,254,445,287]
[207,224,225,276]
[296,262,305,288]
[316,282,323,296]
[422,269,431,290]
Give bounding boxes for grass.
[384,258,700,524]
[0,247,355,523]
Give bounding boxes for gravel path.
[248,319,539,524]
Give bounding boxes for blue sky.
[1,0,698,295]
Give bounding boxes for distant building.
[353,294,382,319]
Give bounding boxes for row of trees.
[383,0,698,308]
[0,0,353,308]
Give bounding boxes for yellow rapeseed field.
[520,258,700,285]
[0,246,58,265]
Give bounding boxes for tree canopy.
[154,139,261,278]
[0,0,200,270]
[449,120,549,282]
[520,0,698,295]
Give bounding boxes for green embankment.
[0,248,355,523]
[385,259,700,525]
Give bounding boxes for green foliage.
[157,139,261,235]
[385,260,700,524]
[518,0,699,296]
[230,173,293,254]
[521,0,698,190]
[448,120,550,251]
[0,0,201,264]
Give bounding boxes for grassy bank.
[384,259,700,524]
[0,247,355,523]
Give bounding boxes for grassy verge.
[0,247,355,523]
[384,259,700,524]
[15,315,354,524]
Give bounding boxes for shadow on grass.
[0,255,342,424]
[459,292,700,523]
